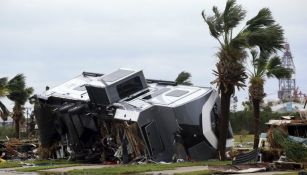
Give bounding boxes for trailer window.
[117,77,143,99]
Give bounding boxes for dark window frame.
[116,76,144,99]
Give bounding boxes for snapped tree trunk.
[218,84,233,160]
[253,100,260,149]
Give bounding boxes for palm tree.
[7,74,33,138]
[202,0,284,160]
[248,50,291,149]
[175,71,193,85]
[0,77,10,123]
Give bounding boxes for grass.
[273,172,300,175]
[0,159,79,171]
[16,164,80,172]
[69,160,230,175]
[0,126,15,140]
[16,159,80,172]
[0,161,22,169]
[69,164,181,175]
[273,170,307,175]
[24,159,76,165]
[2,159,230,174]
[233,134,254,143]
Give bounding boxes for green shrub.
[0,126,15,140]
[230,109,300,135]
[273,128,307,162]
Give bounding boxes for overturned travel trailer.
[34,69,233,163]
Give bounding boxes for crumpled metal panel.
[34,68,233,163]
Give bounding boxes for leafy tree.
[229,110,297,134]
[0,77,10,122]
[202,0,284,159]
[175,71,193,85]
[7,74,33,138]
[248,50,291,149]
[242,101,252,111]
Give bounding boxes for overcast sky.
[0,0,306,110]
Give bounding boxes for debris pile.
[225,111,307,174]
[0,139,38,161]
[262,117,307,161]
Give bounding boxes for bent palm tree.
[7,74,33,138]
[175,71,193,85]
[0,77,10,122]
[249,50,291,149]
[202,0,284,159]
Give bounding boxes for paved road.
[0,169,38,175]
[40,164,115,173]
[146,166,209,175]
[0,165,114,175]
[228,171,295,175]
[0,165,302,175]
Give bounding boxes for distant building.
[0,118,13,127]
[271,102,305,113]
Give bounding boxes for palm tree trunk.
[218,84,233,160]
[15,118,20,138]
[13,104,22,139]
[252,100,260,149]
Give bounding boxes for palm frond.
[230,30,249,49]
[212,6,223,33]
[0,77,8,87]
[175,71,193,86]
[246,8,274,31]
[26,87,34,95]
[254,51,270,76]
[266,56,292,79]
[223,0,246,32]
[0,88,9,97]
[0,77,9,97]
[250,49,258,66]
[7,74,26,92]
[247,24,284,54]
[0,101,9,121]
[244,8,284,54]
[7,74,33,105]
[266,56,282,70]
[202,9,223,42]
[249,49,266,77]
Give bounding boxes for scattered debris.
[232,149,260,165]
[0,138,38,161]
[274,160,303,170]
[209,163,270,174]
[263,117,307,161]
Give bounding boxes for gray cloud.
[0,0,306,110]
